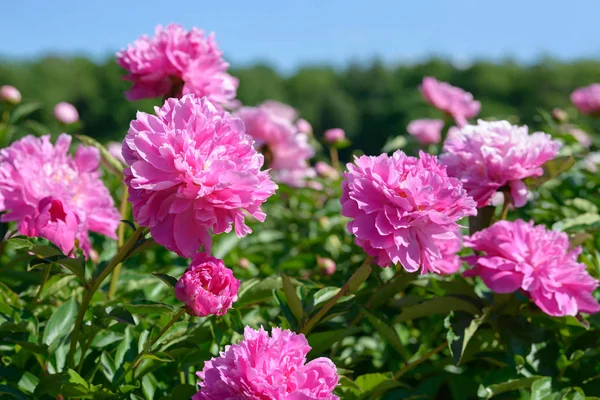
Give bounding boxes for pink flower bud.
[0,85,21,104]
[296,118,312,134]
[53,102,79,124]
[315,161,340,180]
[238,257,250,269]
[324,128,345,144]
[175,253,240,317]
[317,255,336,276]
[569,128,592,148]
[571,84,600,116]
[552,108,568,123]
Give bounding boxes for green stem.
[499,191,511,221]
[32,264,52,304]
[393,342,448,380]
[67,226,147,368]
[107,184,131,299]
[329,147,340,170]
[301,258,372,335]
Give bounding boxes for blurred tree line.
[1,56,599,156]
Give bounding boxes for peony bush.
[1,23,600,400]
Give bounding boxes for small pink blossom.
[53,102,79,124]
[175,253,239,317]
[317,255,336,276]
[236,101,315,187]
[296,118,313,134]
[440,120,561,208]
[0,85,21,104]
[571,84,600,116]
[123,94,277,258]
[194,326,339,400]
[341,150,476,271]
[407,119,444,145]
[465,219,600,317]
[324,128,345,144]
[117,24,238,108]
[420,77,480,126]
[0,134,120,255]
[315,161,340,180]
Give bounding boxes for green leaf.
[0,385,28,400]
[115,326,132,370]
[108,307,136,325]
[100,352,116,382]
[354,372,402,398]
[363,309,408,361]
[530,377,554,400]
[307,327,361,356]
[123,299,174,315]
[42,297,78,346]
[524,155,575,189]
[152,272,178,288]
[477,376,542,399]
[347,261,372,292]
[17,371,39,394]
[382,135,408,153]
[237,277,283,307]
[552,213,600,233]
[0,282,21,308]
[369,271,417,309]
[61,369,91,396]
[166,384,197,399]
[282,273,304,323]
[396,296,481,323]
[76,134,123,174]
[9,102,41,124]
[445,308,490,365]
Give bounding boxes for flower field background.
[1,23,600,400]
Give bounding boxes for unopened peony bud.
[53,102,79,124]
[296,118,312,135]
[317,255,336,276]
[238,257,250,269]
[552,108,568,123]
[324,128,345,144]
[0,85,21,104]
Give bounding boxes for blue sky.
[2,0,598,71]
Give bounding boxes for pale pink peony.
[317,255,336,276]
[0,134,120,255]
[420,77,480,126]
[123,94,277,258]
[341,150,476,271]
[464,219,600,317]
[236,101,315,187]
[117,24,238,108]
[53,102,79,124]
[571,84,600,116]
[440,120,561,208]
[107,141,126,164]
[175,253,239,317]
[0,85,21,104]
[406,119,444,145]
[324,128,345,144]
[194,326,339,400]
[315,161,340,180]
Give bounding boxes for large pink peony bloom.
[123,94,277,258]
[0,134,120,255]
[440,120,561,208]
[194,326,339,400]
[175,253,239,317]
[420,77,480,126]
[407,119,444,145]
[341,150,476,271]
[571,84,600,116]
[465,220,600,317]
[117,24,238,108]
[236,101,315,187]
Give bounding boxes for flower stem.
[108,184,131,299]
[301,258,372,335]
[329,147,340,170]
[393,342,448,380]
[499,191,511,221]
[67,226,147,368]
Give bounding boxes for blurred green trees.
[1,56,599,156]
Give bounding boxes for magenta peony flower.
[571,84,600,116]
[0,134,120,255]
[317,255,336,276]
[117,24,238,108]
[175,253,239,317]
[53,102,79,124]
[0,85,21,104]
[324,128,345,144]
[123,94,277,257]
[440,120,561,208]
[315,161,340,180]
[420,77,480,126]
[464,220,600,317]
[406,119,444,145]
[432,230,463,275]
[194,326,339,400]
[236,101,315,187]
[341,150,476,271]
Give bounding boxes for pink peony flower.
[0,134,120,255]
[236,101,315,187]
[194,326,339,400]
[432,230,463,275]
[117,24,238,108]
[53,102,79,124]
[324,128,345,144]
[440,120,561,208]
[0,85,21,104]
[341,150,476,271]
[464,219,600,317]
[571,84,600,116]
[420,77,480,126]
[317,255,336,276]
[107,141,126,164]
[175,253,239,317]
[296,118,313,134]
[315,161,340,180]
[123,94,277,258]
[406,119,444,145]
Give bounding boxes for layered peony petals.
[406,119,444,145]
[420,77,480,126]
[571,83,600,116]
